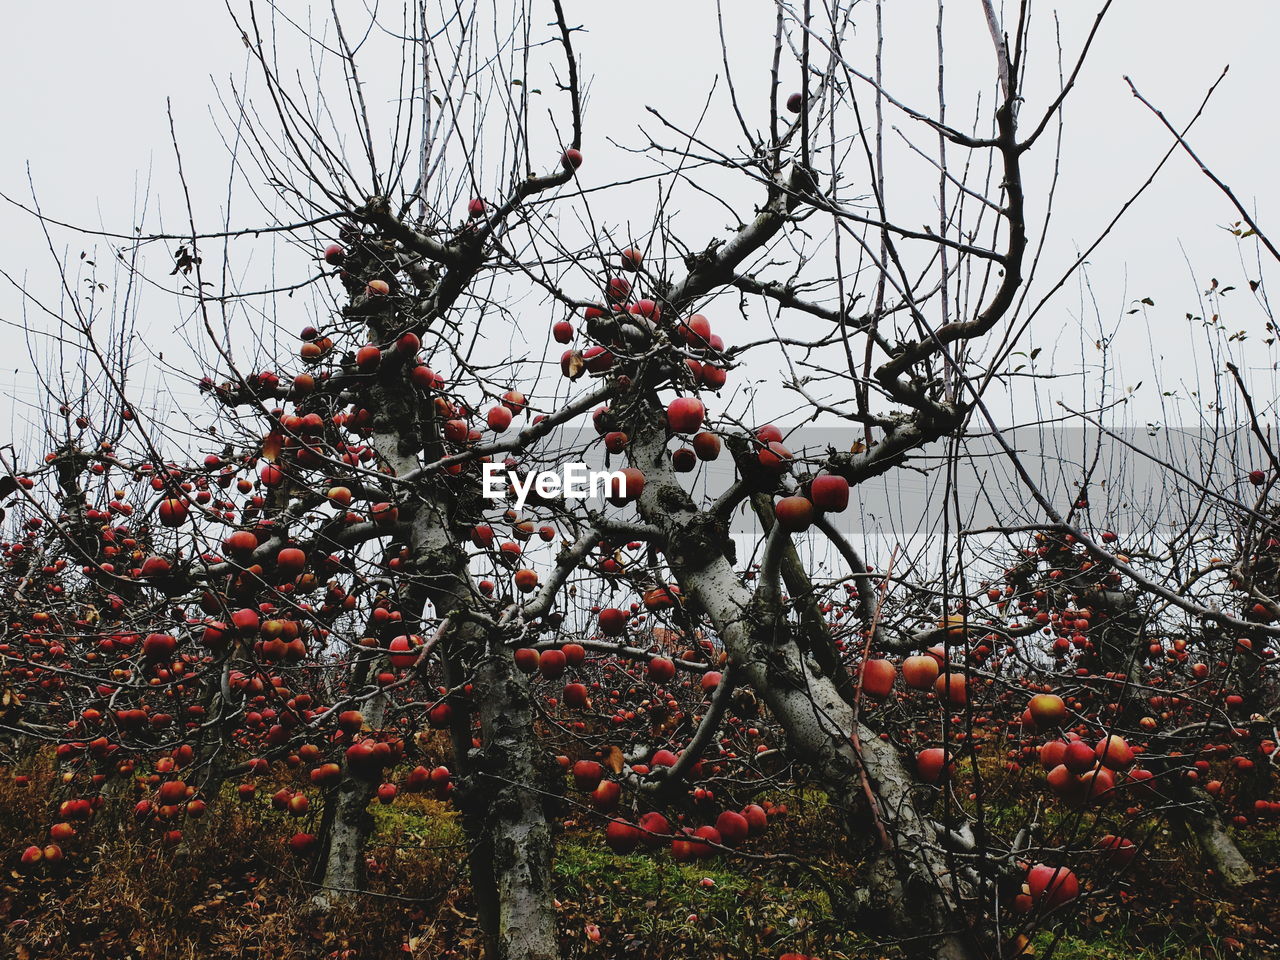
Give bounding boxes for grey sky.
[1,1,1278,446]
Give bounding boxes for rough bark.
[310,588,401,909]
[1178,783,1257,889]
[311,687,386,911]
[406,487,560,960]
[334,279,561,954]
[311,751,381,909]
[745,487,852,703]
[194,667,234,804]
[472,649,559,960]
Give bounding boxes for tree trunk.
[194,663,236,806]
[628,419,974,960]
[311,764,380,909]
[472,648,560,960]
[744,484,853,704]
[1090,588,1258,888]
[354,289,560,956]
[1178,783,1257,889]
[311,689,387,911]
[407,498,561,960]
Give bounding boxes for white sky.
[1,1,1278,448]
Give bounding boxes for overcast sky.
[1,1,1278,449]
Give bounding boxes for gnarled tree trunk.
[311,686,387,911]
[1176,782,1257,889]
[628,418,974,960]
[406,488,560,960]
[471,648,559,960]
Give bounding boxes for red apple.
[1063,740,1096,774]
[573,760,603,790]
[583,345,614,373]
[591,779,621,811]
[902,655,940,690]
[934,672,967,706]
[1028,694,1066,729]
[916,747,950,783]
[861,659,896,699]
[682,314,712,345]
[810,473,849,512]
[606,276,631,301]
[605,468,645,506]
[742,804,768,835]
[647,657,676,683]
[757,441,792,473]
[692,431,721,461]
[598,608,628,636]
[666,397,706,434]
[699,364,727,389]
[1039,740,1068,770]
[143,633,177,661]
[539,648,567,679]
[1026,863,1079,910]
[1097,834,1137,868]
[606,818,642,853]
[388,635,420,669]
[310,763,342,787]
[715,810,750,845]
[774,496,815,532]
[487,405,513,432]
[638,811,670,848]
[356,344,381,370]
[158,498,189,527]
[651,750,678,768]
[1095,735,1134,771]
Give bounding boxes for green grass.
[552,832,873,958]
[371,793,465,847]
[556,837,775,910]
[1233,821,1280,864]
[2,757,1269,960]
[1033,927,1228,960]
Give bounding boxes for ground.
[0,756,1277,959]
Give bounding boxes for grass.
[0,755,1275,958]
[371,791,465,846]
[553,836,853,958]
[1033,929,1229,960]
[1233,821,1280,865]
